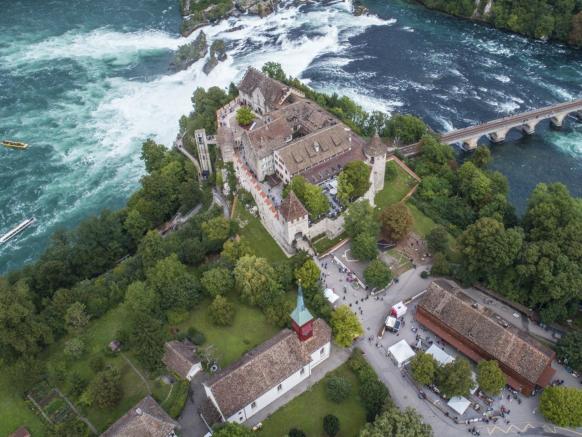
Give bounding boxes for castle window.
[300,368,305,375]
[251,401,257,409]
[277,384,283,392]
[320,347,325,356]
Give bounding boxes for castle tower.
[290,284,314,341]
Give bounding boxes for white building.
[202,287,332,424]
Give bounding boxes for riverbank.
[411,0,582,48]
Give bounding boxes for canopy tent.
[426,344,454,366]
[447,396,471,415]
[388,340,416,368]
[323,288,339,305]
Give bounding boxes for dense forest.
[419,0,582,46]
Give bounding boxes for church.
[202,286,332,424]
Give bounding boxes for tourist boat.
[0,218,36,244]
[2,140,29,149]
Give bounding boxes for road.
[316,255,582,437]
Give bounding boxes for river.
[1,0,581,273]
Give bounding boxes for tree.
[0,280,53,360]
[459,218,523,283]
[337,161,371,205]
[212,422,254,437]
[236,106,255,126]
[436,358,475,398]
[410,352,437,386]
[124,281,159,315]
[295,259,320,290]
[457,162,494,208]
[65,302,90,333]
[330,305,363,347]
[385,114,427,145]
[477,360,506,396]
[146,254,199,310]
[221,239,254,264]
[430,253,450,276]
[540,386,582,427]
[351,232,378,261]
[471,146,492,168]
[234,255,281,308]
[288,429,306,437]
[344,200,380,238]
[201,267,235,297]
[138,230,169,270]
[426,226,448,253]
[326,375,352,403]
[86,366,122,408]
[284,176,329,219]
[141,139,167,173]
[359,407,433,437]
[202,216,233,250]
[323,414,340,437]
[209,295,236,326]
[124,209,150,244]
[364,259,392,289]
[360,379,389,421]
[64,337,85,359]
[379,203,412,242]
[556,332,582,372]
[262,62,287,81]
[129,313,165,371]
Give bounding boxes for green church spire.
[290,283,314,327]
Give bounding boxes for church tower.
[290,285,314,341]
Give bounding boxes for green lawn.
[261,364,367,437]
[177,295,279,367]
[406,203,438,237]
[235,205,287,263]
[374,161,417,210]
[0,372,45,437]
[312,232,347,255]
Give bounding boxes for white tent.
[447,396,471,415]
[388,340,416,368]
[324,288,339,305]
[426,344,454,366]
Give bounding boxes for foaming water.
[2,0,582,273]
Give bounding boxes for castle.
[217,67,388,254]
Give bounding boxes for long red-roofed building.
[415,279,555,396]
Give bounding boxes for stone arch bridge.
[440,98,582,150]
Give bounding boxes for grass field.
[374,161,417,210]
[312,232,347,255]
[0,372,45,436]
[177,295,279,367]
[235,205,287,263]
[406,203,438,237]
[261,364,367,437]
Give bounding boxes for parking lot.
[315,254,582,436]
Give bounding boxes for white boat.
[0,218,36,244]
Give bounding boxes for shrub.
[68,372,88,398]
[88,355,105,373]
[420,270,429,279]
[323,414,340,437]
[326,375,352,403]
[188,327,206,345]
[64,337,85,359]
[385,161,399,182]
[161,379,190,418]
[288,429,307,437]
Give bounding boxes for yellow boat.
[2,140,29,150]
